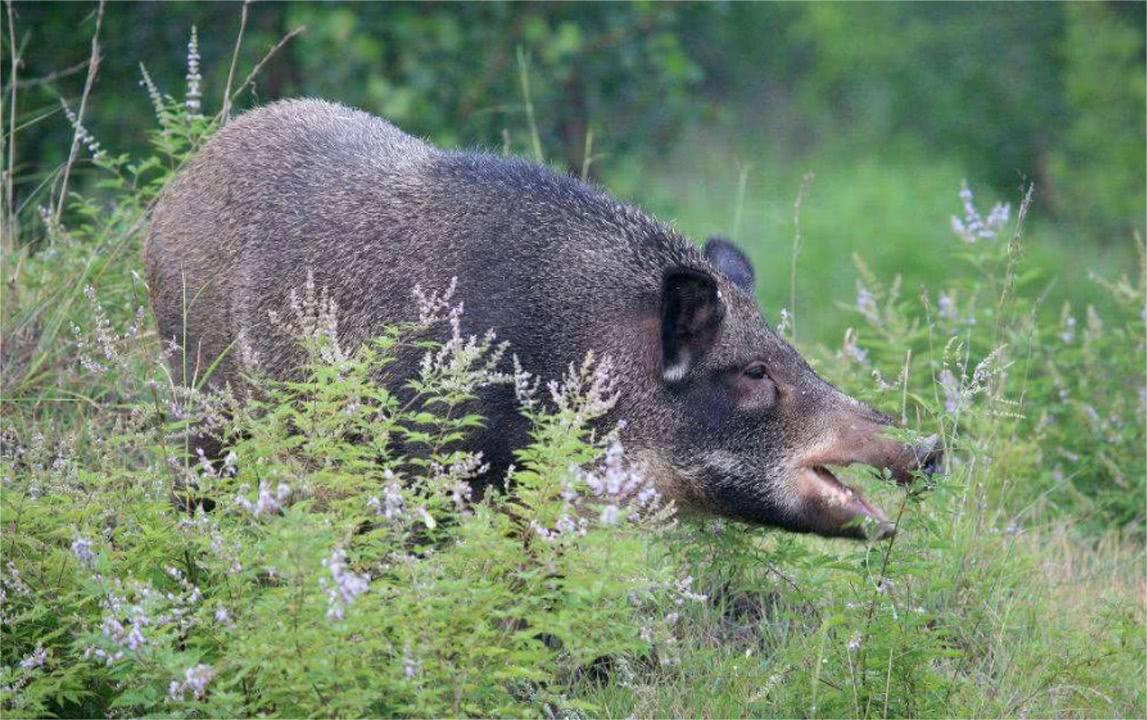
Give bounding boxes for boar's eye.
[733,362,778,410]
[743,363,769,380]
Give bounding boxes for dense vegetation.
[2,5,1144,718]
[8,3,1145,342]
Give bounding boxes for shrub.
[3,273,688,717]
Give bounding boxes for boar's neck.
[424,151,698,384]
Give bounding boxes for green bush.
[3,282,684,717]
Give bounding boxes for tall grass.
[1,22,1144,719]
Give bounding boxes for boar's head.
[633,237,941,540]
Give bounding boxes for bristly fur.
[146,99,938,538]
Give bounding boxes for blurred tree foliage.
[6,1,1144,238]
[1051,2,1146,234]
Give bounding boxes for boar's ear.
[704,236,755,293]
[660,267,724,383]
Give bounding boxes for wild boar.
[145,99,940,539]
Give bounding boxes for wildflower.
[855,283,880,324]
[38,205,59,236]
[61,101,105,161]
[234,481,291,517]
[195,447,217,477]
[268,271,349,366]
[139,63,166,119]
[91,575,201,662]
[2,562,30,598]
[72,537,97,568]
[368,478,406,521]
[169,663,215,701]
[634,484,660,508]
[417,300,510,394]
[1060,313,1076,344]
[842,328,868,365]
[532,512,588,543]
[100,612,147,655]
[847,634,862,654]
[776,307,792,336]
[939,369,963,414]
[428,454,485,509]
[19,645,47,670]
[569,436,663,527]
[448,480,473,511]
[984,201,1010,230]
[320,548,370,621]
[529,520,555,542]
[403,643,421,679]
[951,180,1009,243]
[969,346,1005,393]
[546,353,618,426]
[72,286,123,374]
[413,277,459,326]
[221,451,238,477]
[555,514,583,536]
[937,292,957,321]
[511,355,539,408]
[674,575,708,605]
[591,450,638,500]
[185,26,202,117]
[213,606,232,625]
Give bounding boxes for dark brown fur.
[146,99,939,539]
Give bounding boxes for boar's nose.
[912,434,944,479]
[883,433,945,485]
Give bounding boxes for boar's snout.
[911,434,945,479]
[790,401,944,540]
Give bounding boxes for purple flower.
[951,181,1010,243]
[856,284,880,324]
[19,645,47,670]
[368,476,405,520]
[169,663,215,701]
[320,548,370,620]
[937,292,957,321]
[939,369,963,414]
[71,537,97,568]
[234,481,291,517]
[1060,314,1076,344]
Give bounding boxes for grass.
[1,21,1144,719]
[575,525,1144,718]
[605,128,1137,347]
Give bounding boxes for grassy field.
[1,29,1144,719]
[607,128,1137,347]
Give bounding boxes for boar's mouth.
[797,463,894,540]
[795,435,941,541]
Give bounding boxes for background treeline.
[14,2,1145,239]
